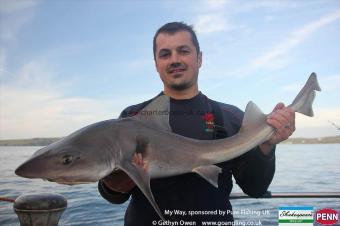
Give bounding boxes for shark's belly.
[148,161,193,179]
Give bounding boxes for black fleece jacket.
[98,92,275,226]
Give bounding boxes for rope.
[0,196,15,203]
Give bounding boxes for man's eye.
[158,50,170,58]
[179,49,190,55]
[159,52,169,58]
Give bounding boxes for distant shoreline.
[0,137,61,146]
[281,135,340,144]
[0,135,339,146]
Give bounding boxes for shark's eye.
[62,155,73,165]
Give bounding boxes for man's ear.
[198,51,203,68]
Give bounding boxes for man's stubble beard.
[168,73,198,91]
[170,81,191,91]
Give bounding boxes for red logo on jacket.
[202,112,215,132]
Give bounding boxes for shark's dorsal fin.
[239,101,267,133]
[132,95,172,132]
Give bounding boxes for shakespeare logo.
[279,206,313,226]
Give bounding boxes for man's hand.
[102,153,147,193]
[102,169,135,193]
[259,102,295,155]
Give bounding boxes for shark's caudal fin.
[238,73,321,133]
[289,72,321,117]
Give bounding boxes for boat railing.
[1,191,339,226]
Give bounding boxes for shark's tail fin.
[289,72,321,117]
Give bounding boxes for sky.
[0,0,339,139]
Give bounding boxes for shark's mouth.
[44,177,92,185]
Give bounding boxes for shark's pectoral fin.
[119,161,165,220]
[192,165,222,188]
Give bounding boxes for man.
[98,22,295,225]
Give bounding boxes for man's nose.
[170,62,182,68]
[170,52,180,63]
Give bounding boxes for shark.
[15,73,321,220]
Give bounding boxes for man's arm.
[233,102,295,197]
[98,171,132,204]
[260,102,295,154]
[232,146,275,197]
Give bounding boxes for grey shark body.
[15,73,321,219]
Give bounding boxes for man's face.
[154,31,202,91]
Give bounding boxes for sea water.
[0,144,339,225]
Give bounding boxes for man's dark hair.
[153,22,200,59]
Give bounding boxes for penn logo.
[316,208,339,225]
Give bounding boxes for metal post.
[13,193,67,226]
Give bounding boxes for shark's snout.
[15,162,30,178]
[15,160,41,179]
